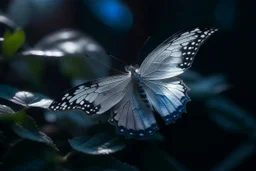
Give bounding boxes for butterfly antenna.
[85,54,126,74]
[136,36,151,61]
[108,54,128,66]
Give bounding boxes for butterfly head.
[125,65,140,74]
[125,65,141,80]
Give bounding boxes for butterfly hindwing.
[143,78,190,125]
[139,27,218,80]
[109,80,158,139]
[49,74,131,115]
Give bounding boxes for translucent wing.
[143,78,190,125]
[139,27,218,80]
[109,81,158,139]
[49,74,131,115]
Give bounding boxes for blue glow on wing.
[84,0,133,31]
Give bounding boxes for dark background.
[0,0,251,171]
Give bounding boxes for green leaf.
[142,144,189,171]
[0,108,56,149]
[69,124,127,155]
[2,28,25,57]
[0,84,53,109]
[206,96,256,136]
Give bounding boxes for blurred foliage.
[0,3,247,171]
[84,0,134,31]
[0,84,52,109]
[2,28,25,57]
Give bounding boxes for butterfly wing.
[143,78,190,125]
[139,27,218,80]
[109,80,158,139]
[49,74,131,115]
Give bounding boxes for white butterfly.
[49,27,218,139]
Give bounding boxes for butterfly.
[49,27,218,139]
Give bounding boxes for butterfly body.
[49,27,218,139]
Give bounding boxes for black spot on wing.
[49,81,101,115]
[178,28,218,70]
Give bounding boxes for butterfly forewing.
[139,27,218,80]
[49,74,131,115]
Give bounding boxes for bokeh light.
[84,0,133,31]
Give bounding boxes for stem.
[63,150,77,161]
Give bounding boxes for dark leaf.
[0,104,16,125]
[206,96,256,136]
[148,132,165,142]
[9,55,43,88]
[5,159,51,171]
[0,104,15,114]
[142,144,189,171]
[66,155,138,171]
[0,130,6,143]
[0,84,53,109]
[101,157,139,171]
[180,70,202,82]
[44,110,108,136]
[2,140,62,170]
[212,140,256,171]
[7,0,64,27]
[21,29,111,78]
[0,14,17,35]
[0,109,56,149]
[0,84,19,100]
[69,134,126,155]
[69,124,127,155]
[188,74,229,99]
[60,55,95,79]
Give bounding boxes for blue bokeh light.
[84,0,133,31]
